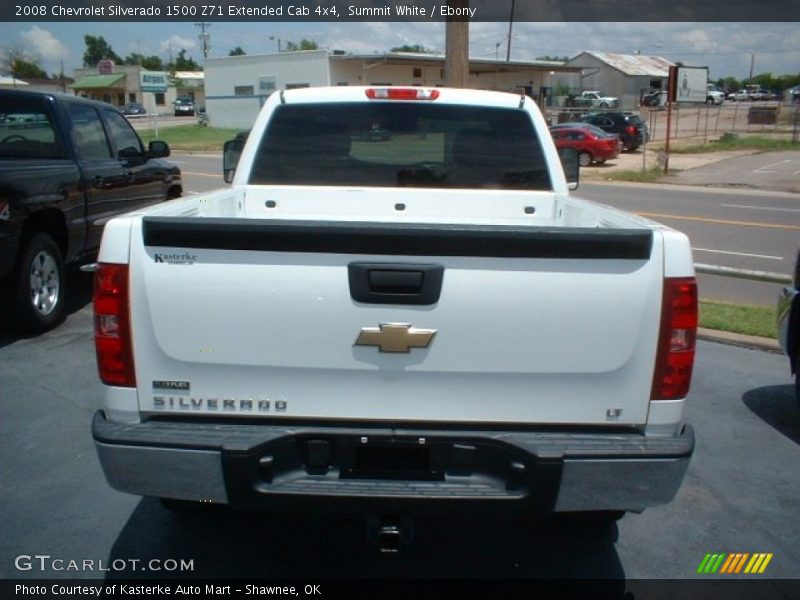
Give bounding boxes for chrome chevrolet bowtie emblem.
[355,323,437,353]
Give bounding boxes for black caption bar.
[3,579,800,600]
[3,0,798,22]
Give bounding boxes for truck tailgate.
[129,217,663,425]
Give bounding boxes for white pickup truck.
[579,90,620,108]
[91,86,696,541]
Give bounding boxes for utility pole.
[444,0,469,88]
[505,0,515,62]
[748,52,755,83]
[195,22,211,59]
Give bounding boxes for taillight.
[366,88,440,101]
[94,263,135,387]
[626,125,636,134]
[651,277,697,400]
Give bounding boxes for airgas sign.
[140,71,168,93]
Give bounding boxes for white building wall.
[205,51,331,128]
[329,59,547,95]
[329,59,443,87]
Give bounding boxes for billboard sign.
[140,71,168,93]
[672,66,709,103]
[97,59,115,75]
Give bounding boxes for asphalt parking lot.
[0,271,798,590]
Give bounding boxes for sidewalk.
[581,147,800,194]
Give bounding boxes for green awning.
[71,73,126,89]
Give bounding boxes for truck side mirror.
[558,147,580,190]
[223,138,245,183]
[148,140,170,158]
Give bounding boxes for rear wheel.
[578,151,593,167]
[11,233,66,333]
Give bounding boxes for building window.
[235,85,255,96]
[259,76,276,94]
[413,67,422,78]
[128,93,136,102]
[117,93,125,106]
[337,82,349,86]
[650,79,662,89]
[285,83,310,89]
[154,93,165,106]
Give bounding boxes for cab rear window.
[0,97,65,159]
[249,102,551,190]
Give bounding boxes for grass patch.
[139,125,244,152]
[662,135,799,154]
[599,166,666,183]
[699,299,776,339]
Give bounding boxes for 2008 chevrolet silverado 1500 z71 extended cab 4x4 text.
[91,87,696,536]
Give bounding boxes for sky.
[1,21,799,83]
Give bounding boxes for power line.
[195,22,211,58]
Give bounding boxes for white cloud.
[160,35,196,53]
[19,26,69,62]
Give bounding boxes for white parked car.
[706,85,725,105]
[727,90,750,102]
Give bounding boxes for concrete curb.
[698,327,782,354]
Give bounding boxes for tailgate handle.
[369,269,423,294]
[349,263,444,305]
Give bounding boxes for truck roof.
[0,88,120,111]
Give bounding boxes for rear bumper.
[92,411,693,515]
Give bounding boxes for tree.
[123,53,164,70]
[11,58,48,79]
[83,35,122,67]
[715,76,741,92]
[168,49,201,71]
[1,46,33,76]
[536,55,569,62]
[284,39,318,51]
[228,46,246,56]
[390,44,434,53]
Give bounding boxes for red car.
[549,123,622,166]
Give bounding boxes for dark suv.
[579,112,648,152]
[173,96,195,117]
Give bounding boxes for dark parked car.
[0,89,181,332]
[173,96,195,117]
[578,112,648,152]
[122,101,147,116]
[777,249,800,407]
[549,123,622,166]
